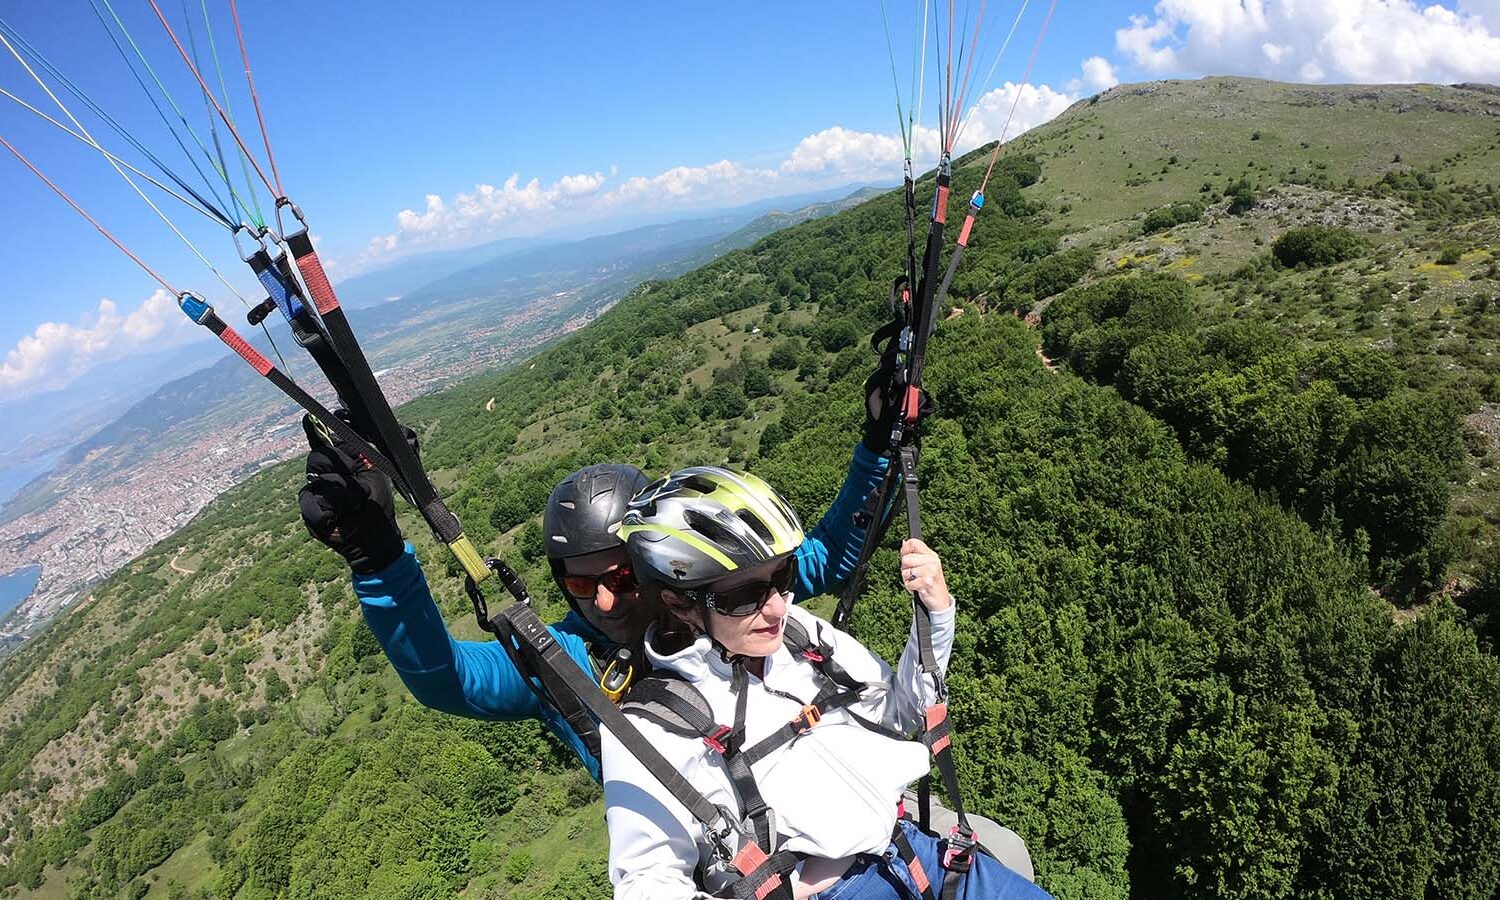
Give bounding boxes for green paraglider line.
[146,0,279,200]
[180,0,249,231]
[880,0,913,157]
[0,12,237,229]
[194,0,267,229]
[91,0,260,226]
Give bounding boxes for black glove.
[298,414,405,574]
[862,355,934,454]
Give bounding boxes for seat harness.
[621,616,984,900]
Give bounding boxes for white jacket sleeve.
[888,600,957,731]
[602,723,714,900]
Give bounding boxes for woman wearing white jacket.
[602,466,1052,900]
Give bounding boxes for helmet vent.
[737,509,774,545]
[685,473,719,494]
[685,508,751,555]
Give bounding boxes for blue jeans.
[814,820,1054,900]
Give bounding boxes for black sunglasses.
[560,565,638,601]
[681,557,799,617]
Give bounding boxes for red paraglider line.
[146,0,276,198]
[229,0,284,199]
[0,131,179,296]
[979,0,1059,192]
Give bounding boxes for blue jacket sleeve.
[794,441,890,600]
[353,543,602,779]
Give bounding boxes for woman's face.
[661,558,792,658]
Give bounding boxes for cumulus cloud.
[1078,56,1122,92]
[358,80,1079,269]
[362,170,610,262]
[782,127,908,177]
[0,290,193,395]
[1117,1,1500,84]
[604,160,773,206]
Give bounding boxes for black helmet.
[545,464,650,618]
[544,463,650,561]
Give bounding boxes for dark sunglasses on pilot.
[560,565,638,601]
[681,556,799,617]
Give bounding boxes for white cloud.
[950,81,1079,150]
[0,290,193,395]
[1117,1,1500,84]
[363,171,611,262]
[1081,56,1122,91]
[604,160,772,206]
[782,127,908,177]
[357,80,1079,270]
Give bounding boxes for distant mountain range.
[0,185,877,641]
[0,185,874,524]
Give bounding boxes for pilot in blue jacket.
[299,376,900,782]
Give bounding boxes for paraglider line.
[980,0,1058,191]
[0,133,178,296]
[230,0,284,199]
[146,0,277,198]
[0,86,232,231]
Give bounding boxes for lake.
[0,565,41,619]
[0,450,62,510]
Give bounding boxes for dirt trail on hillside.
[168,549,195,576]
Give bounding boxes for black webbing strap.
[186,301,413,498]
[285,227,488,583]
[727,663,777,852]
[737,685,864,768]
[264,249,385,446]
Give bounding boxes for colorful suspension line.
[0,27,260,317]
[85,0,255,228]
[950,0,1033,151]
[180,1,248,232]
[0,12,237,230]
[183,0,266,230]
[146,0,277,200]
[229,0,284,201]
[0,126,290,378]
[0,86,230,231]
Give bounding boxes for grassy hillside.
[2,77,1500,900]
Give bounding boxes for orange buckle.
[794,704,822,734]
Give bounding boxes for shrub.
[1438,245,1464,266]
[1226,180,1257,215]
[1271,226,1365,268]
[504,850,535,884]
[1142,201,1206,234]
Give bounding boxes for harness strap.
[724,847,803,900]
[729,663,778,853]
[891,823,939,900]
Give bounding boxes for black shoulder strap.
[621,674,724,744]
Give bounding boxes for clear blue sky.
[2,0,1494,396]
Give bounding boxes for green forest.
[2,78,1500,900]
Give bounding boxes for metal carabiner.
[232,223,270,264]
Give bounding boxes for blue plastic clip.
[255,262,306,320]
[970,191,985,211]
[178,292,213,324]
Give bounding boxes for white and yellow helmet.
[619,466,804,588]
